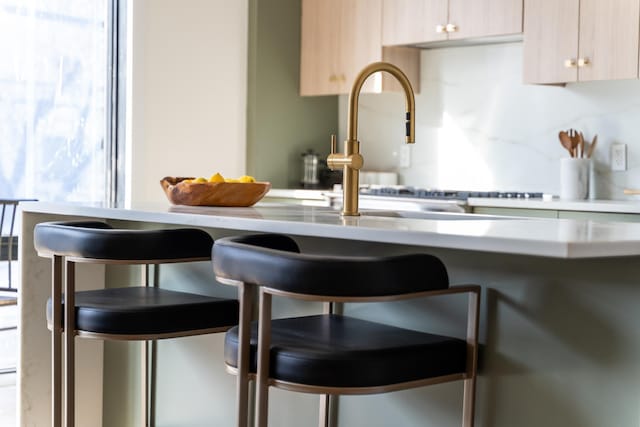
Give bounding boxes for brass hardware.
[578,57,590,67]
[327,61,415,216]
[327,135,364,170]
[564,58,577,68]
[445,23,458,32]
[329,74,337,82]
[436,24,446,33]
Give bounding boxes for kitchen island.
[18,201,640,427]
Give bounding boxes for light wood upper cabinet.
[579,0,640,82]
[300,0,420,96]
[448,0,523,40]
[524,0,640,84]
[382,0,448,45]
[382,0,523,46]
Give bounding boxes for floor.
[0,260,19,426]
[0,372,16,427]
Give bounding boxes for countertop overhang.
[20,201,640,259]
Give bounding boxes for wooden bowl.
[160,176,271,207]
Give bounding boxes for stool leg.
[150,340,157,426]
[141,340,149,426]
[319,304,339,427]
[51,256,63,427]
[237,283,254,427]
[255,290,272,427]
[141,264,155,427]
[462,377,476,427]
[462,289,480,427]
[318,394,339,427]
[64,261,76,427]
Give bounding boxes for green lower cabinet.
[558,210,640,222]
[474,206,640,223]
[473,207,559,218]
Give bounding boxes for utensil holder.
[560,158,590,200]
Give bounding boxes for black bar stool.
[34,221,239,427]
[213,233,480,427]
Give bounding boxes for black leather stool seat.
[47,287,239,335]
[34,220,213,261]
[225,314,466,388]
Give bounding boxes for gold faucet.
[327,61,415,216]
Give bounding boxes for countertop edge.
[19,201,640,259]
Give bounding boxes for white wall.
[339,42,640,199]
[127,0,248,205]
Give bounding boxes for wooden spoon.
[569,129,581,158]
[558,131,574,157]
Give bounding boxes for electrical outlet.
[399,145,411,168]
[611,143,627,171]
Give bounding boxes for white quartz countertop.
[266,188,640,214]
[20,200,640,259]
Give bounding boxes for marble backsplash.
[338,42,640,200]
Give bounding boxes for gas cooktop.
[358,186,545,201]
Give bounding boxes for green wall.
[246,0,338,188]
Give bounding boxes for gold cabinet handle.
[339,74,346,82]
[564,58,577,68]
[578,57,590,67]
[329,74,337,83]
[435,24,446,33]
[445,23,458,32]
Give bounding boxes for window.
[0,0,121,205]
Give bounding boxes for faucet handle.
[330,134,337,154]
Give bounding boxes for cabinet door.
[300,0,342,95]
[523,0,580,84]
[340,0,383,94]
[382,0,448,45]
[300,0,384,95]
[301,0,419,95]
[578,0,640,82]
[448,0,523,40]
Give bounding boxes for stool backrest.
[34,221,213,264]
[213,233,449,299]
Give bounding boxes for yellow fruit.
[224,178,239,183]
[209,172,225,183]
[193,177,207,183]
[239,175,255,183]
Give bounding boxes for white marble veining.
[19,201,640,258]
[338,42,640,201]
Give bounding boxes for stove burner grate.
[359,187,544,201]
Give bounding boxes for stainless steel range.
[324,186,546,213]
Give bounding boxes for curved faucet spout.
[347,61,416,144]
[327,61,416,217]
